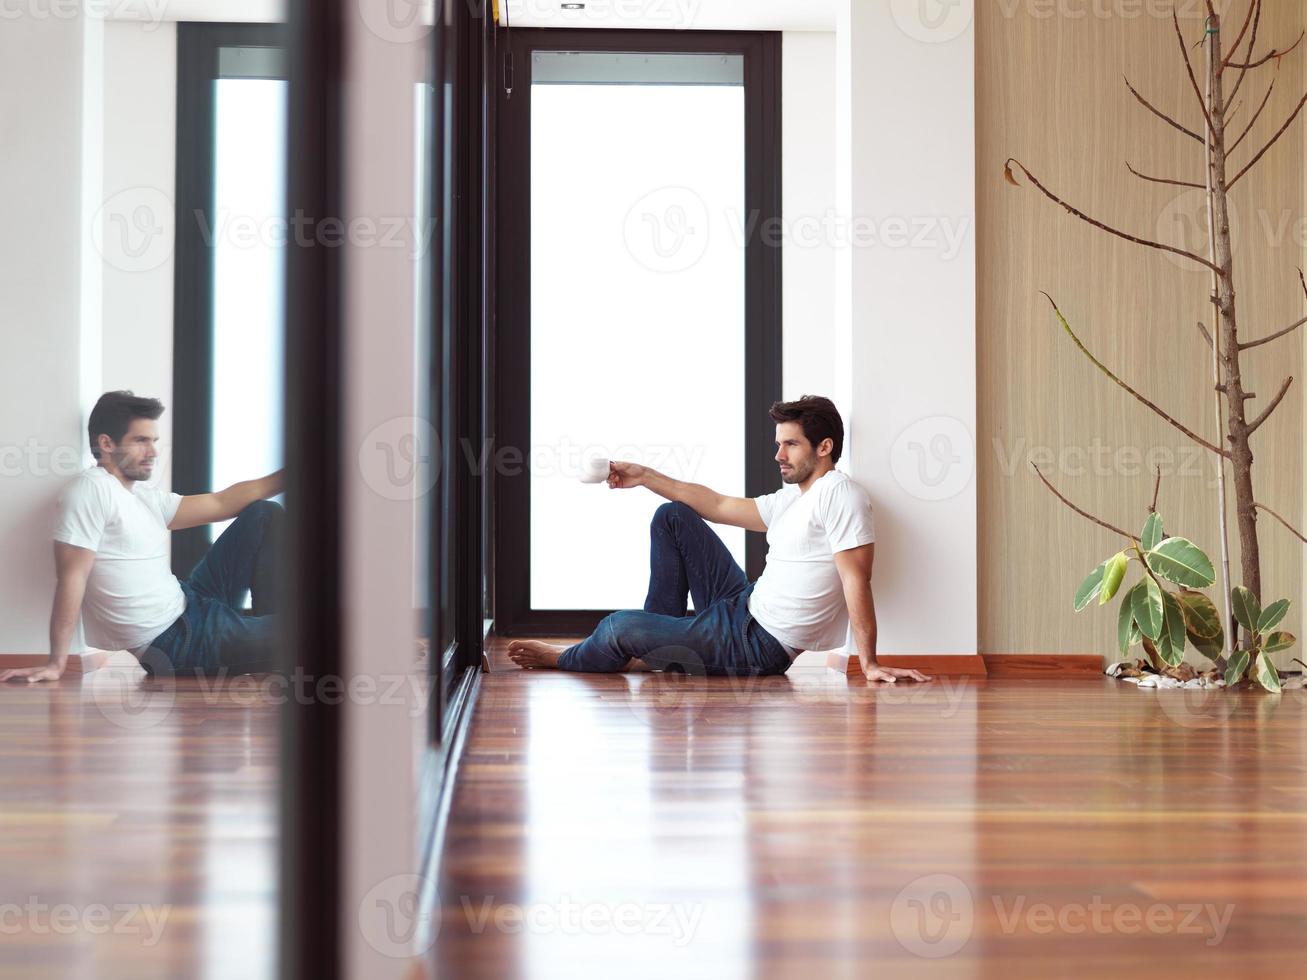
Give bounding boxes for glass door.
[495,31,782,635]
[528,51,747,612]
[172,25,288,578]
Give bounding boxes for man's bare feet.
[505,641,652,673]
[506,640,566,670]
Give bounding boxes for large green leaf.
[1224,649,1250,686]
[1133,576,1165,641]
[1257,599,1290,634]
[1263,631,1297,653]
[1156,590,1187,667]
[1252,651,1282,693]
[1099,552,1129,606]
[1146,537,1216,588]
[1177,589,1224,643]
[1118,587,1140,656]
[1188,634,1223,662]
[1232,586,1260,635]
[1074,561,1107,612]
[1141,512,1164,552]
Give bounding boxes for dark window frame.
[171,21,288,579]
[428,0,491,736]
[493,28,783,637]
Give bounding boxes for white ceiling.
[502,0,836,32]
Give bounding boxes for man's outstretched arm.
[608,461,766,532]
[833,544,931,683]
[0,543,95,683]
[169,469,284,531]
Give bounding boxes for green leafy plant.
[1011,5,1307,680]
[1224,586,1297,693]
[1074,511,1296,692]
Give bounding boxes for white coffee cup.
[580,456,609,484]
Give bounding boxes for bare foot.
[506,640,566,670]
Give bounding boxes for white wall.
[836,0,977,655]
[780,31,836,401]
[102,21,177,483]
[0,17,178,654]
[0,15,101,653]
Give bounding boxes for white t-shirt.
[52,466,186,653]
[747,469,876,653]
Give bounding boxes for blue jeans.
[556,501,793,676]
[144,500,283,676]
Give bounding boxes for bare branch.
[1123,75,1203,143]
[1228,0,1263,105]
[1227,87,1307,189]
[1173,8,1215,135]
[1225,31,1304,70]
[1221,0,1257,71]
[1246,376,1294,434]
[1255,502,1307,544]
[1125,161,1203,189]
[1228,71,1276,155]
[1149,465,1162,514]
[1041,293,1232,459]
[1242,314,1307,350]
[1005,159,1221,272]
[1031,463,1135,541]
[1196,320,1214,350]
[1241,270,1307,349]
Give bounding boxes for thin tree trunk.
[1206,13,1263,649]
[1203,24,1235,665]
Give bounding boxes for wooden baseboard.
[0,651,112,675]
[981,653,1105,677]
[824,652,1106,678]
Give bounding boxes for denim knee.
[239,499,284,522]
[652,500,694,529]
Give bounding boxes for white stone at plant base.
[1282,676,1306,690]
[1105,661,1132,677]
[1137,675,1184,688]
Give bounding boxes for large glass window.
[172,27,288,578]
[210,73,288,541]
[528,51,747,611]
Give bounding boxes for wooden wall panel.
[977,1,1306,663]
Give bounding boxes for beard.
[780,459,813,484]
[114,453,154,482]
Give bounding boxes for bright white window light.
[530,54,746,611]
[210,77,288,543]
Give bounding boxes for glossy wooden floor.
[0,653,278,980]
[433,643,1307,979]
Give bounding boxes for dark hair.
[88,391,165,459]
[769,394,844,464]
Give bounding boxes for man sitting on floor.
[508,395,930,684]
[1,391,283,683]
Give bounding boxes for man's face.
[102,419,160,482]
[774,421,824,485]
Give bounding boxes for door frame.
[492,27,782,637]
[172,21,289,578]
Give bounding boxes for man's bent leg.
[557,604,748,675]
[186,500,283,613]
[645,501,748,616]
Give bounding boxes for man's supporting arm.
[833,544,930,683]
[169,469,284,531]
[0,543,96,683]
[610,462,765,532]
